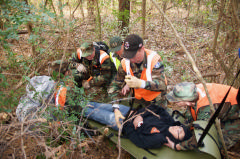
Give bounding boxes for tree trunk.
[72,0,84,20]
[160,0,167,37]
[184,0,191,34]
[44,0,48,8]
[96,0,102,41]
[0,8,3,30]
[80,0,85,19]
[211,0,231,79]
[58,0,63,16]
[142,0,146,38]
[196,0,201,25]
[87,0,96,31]
[50,0,57,15]
[24,0,37,57]
[222,0,240,86]
[119,0,130,36]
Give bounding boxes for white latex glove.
[114,109,125,128]
[82,80,90,89]
[121,84,130,95]
[76,63,87,73]
[124,75,145,88]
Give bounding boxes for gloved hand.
[82,80,90,89]
[114,109,125,128]
[124,75,144,88]
[76,63,87,73]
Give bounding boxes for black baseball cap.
[122,34,143,59]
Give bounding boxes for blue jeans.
[84,102,130,130]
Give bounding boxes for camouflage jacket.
[180,103,240,150]
[74,52,117,88]
[186,102,239,122]
[108,51,167,105]
[178,132,198,150]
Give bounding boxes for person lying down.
[84,102,193,151]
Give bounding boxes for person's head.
[168,126,185,141]
[122,34,144,64]
[168,122,192,143]
[166,82,199,107]
[78,42,95,60]
[109,36,123,56]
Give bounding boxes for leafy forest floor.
[1,3,240,159]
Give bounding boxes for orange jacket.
[190,83,238,121]
[121,49,164,101]
[54,85,67,110]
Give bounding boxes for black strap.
[171,110,185,118]
[197,69,240,147]
[143,148,157,156]
[193,124,220,148]
[107,133,114,139]
[193,124,222,157]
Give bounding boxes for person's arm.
[107,64,128,126]
[164,137,181,150]
[178,133,198,150]
[108,64,128,104]
[124,58,167,92]
[89,58,115,87]
[144,58,167,92]
[114,108,125,128]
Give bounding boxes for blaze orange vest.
[121,49,166,101]
[54,85,67,110]
[76,48,109,64]
[99,50,109,64]
[190,83,238,121]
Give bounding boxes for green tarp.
[88,120,221,159]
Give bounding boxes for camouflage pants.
[221,119,240,149]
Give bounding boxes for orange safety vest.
[99,50,109,64]
[190,83,238,121]
[76,48,109,64]
[54,85,67,110]
[121,49,166,101]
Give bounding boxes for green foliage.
[158,50,173,76]
[39,81,89,149]
[0,0,77,112]
[0,71,20,112]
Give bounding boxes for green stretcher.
[87,120,222,159]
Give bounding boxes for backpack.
[93,41,110,54]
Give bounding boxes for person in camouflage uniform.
[108,34,167,128]
[109,36,123,71]
[166,82,240,150]
[71,42,117,100]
